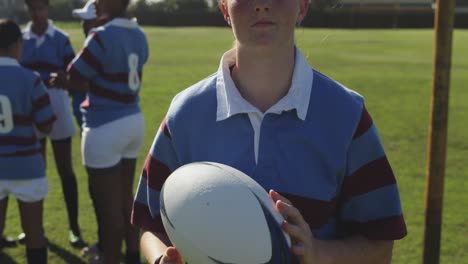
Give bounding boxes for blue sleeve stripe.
[347,125,385,176]
[89,32,105,51]
[134,176,148,204]
[341,184,403,222]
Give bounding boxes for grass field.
[1,24,467,263]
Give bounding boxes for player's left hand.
[269,190,317,264]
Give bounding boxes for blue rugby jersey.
[0,57,56,180]
[21,20,75,87]
[131,50,407,241]
[68,18,149,128]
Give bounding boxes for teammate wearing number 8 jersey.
[67,0,148,262]
[0,19,55,264]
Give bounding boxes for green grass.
[1,24,467,263]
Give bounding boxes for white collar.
[104,18,139,29]
[0,57,20,66]
[23,20,55,39]
[216,47,313,121]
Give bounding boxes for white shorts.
[37,88,76,140]
[82,113,145,169]
[0,177,49,202]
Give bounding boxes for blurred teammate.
[0,19,56,264]
[132,0,407,263]
[67,0,148,263]
[70,0,105,262]
[20,0,85,248]
[69,0,101,129]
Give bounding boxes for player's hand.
[49,71,68,89]
[269,190,317,264]
[159,247,183,264]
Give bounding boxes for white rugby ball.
[160,162,293,264]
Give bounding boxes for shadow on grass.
[0,252,17,264]
[48,241,86,264]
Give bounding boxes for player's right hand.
[160,247,183,264]
[49,71,68,89]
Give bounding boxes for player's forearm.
[313,236,393,264]
[67,72,90,93]
[140,230,171,264]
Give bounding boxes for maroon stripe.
[90,32,105,51]
[90,83,136,104]
[131,201,166,233]
[353,106,373,139]
[13,115,33,126]
[344,215,407,240]
[102,72,142,84]
[23,62,61,73]
[79,48,103,74]
[36,115,57,129]
[0,148,41,157]
[279,192,337,229]
[142,154,172,191]
[32,94,51,111]
[0,136,37,146]
[342,157,396,202]
[64,39,71,47]
[64,54,75,66]
[161,117,171,140]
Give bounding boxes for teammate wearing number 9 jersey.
[67,0,148,263]
[0,19,55,264]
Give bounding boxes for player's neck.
[31,22,48,37]
[232,45,295,112]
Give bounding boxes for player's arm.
[31,78,56,134]
[67,70,90,92]
[50,35,76,90]
[273,105,405,263]
[140,230,183,264]
[271,191,393,264]
[66,31,104,92]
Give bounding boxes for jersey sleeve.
[62,36,76,71]
[340,105,407,240]
[131,117,180,233]
[31,77,56,131]
[67,31,105,81]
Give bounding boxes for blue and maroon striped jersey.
[0,57,56,180]
[131,60,407,240]
[68,18,148,128]
[21,20,75,88]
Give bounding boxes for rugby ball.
[160,162,293,264]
